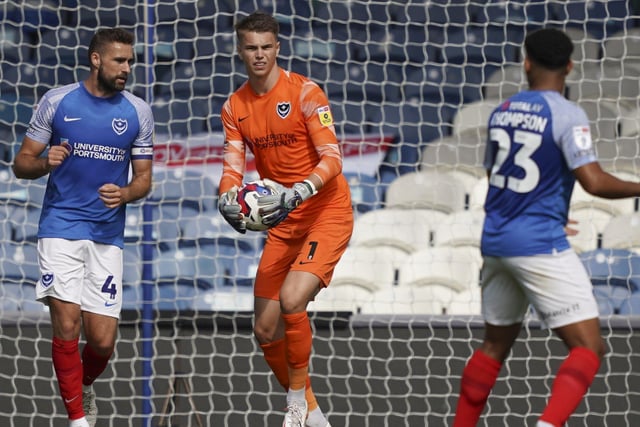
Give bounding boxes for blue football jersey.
[25,82,154,248]
[481,90,597,257]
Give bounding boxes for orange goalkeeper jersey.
[219,68,352,229]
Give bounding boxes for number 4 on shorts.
[101,275,118,300]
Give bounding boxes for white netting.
[1,1,640,426]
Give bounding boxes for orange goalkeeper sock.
[282,311,313,391]
[261,337,317,411]
[261,338,289,389]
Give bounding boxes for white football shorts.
[36,238,123,318]
[481,249,599,329]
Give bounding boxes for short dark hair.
[235,11,279,39]
[88,28,135,62]
[524,28,574,70]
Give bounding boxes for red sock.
[540,347,600,426]
[52,337,84,420]
[453,350,502,427]
[81,344,112,386]
[282,311,312,390]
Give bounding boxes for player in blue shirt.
[12,28,153,427]
[453,28,640,427]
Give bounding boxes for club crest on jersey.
[317,105,334,127]
[41,272,54,288]
[112,118,128,135]
[276,102,291,119]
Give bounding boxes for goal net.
[1,1,639,426]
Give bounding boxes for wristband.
[303,179,318,196]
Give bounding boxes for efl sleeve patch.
[317,105,334,127]
[572,125,592,150]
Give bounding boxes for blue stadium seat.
[124,201,196,253]
[403,63,484,107]
[426,0,481,28]
[134,24,195,65]
[210,242,259,288]
[0,23,33,65]
[37,27,94,67]
[232,0,312,36]
[24,177,47,211]
[152,95,208,137]
[123,202,152,244]
[619,292,640,315]
[0,242,41,286]
[156,283,200,311]
[168,243,256,290]
[329,100,382,137]
[0,170,30,220]
[328,62,404,103]
[151,168,217,213]
[148,206,199,251]
[391,0,428,24]
[3,1,60,35]
[179,212,264,253]
[579,248,640,291]
[209,31,236,61]
[343,172,383,214]
[65,0,137,28]
[551,0,632,39]
[1,283,23,312]
[206,96,227,133]
[522,0,557,27]
[395,24,441,64]
[351,23,439,67]
[128,63,153,99]
[210,60,243,100]
[579,248,640,314]
[1,282,41,312]
[122,243,143,287]
[295,24,352,65]
[191,0,235,35]
[153,246,213,290]
[442,26,520,67]
[121,284,145,311]
[372,101,455,147]
[1,62,48,99]
[1,62,80,99]
[189,22,216,57]
[474,0,528,26]
[157,59,220,98]
[178,212,262,289]
[36,65,78,90]
[11,208,40,244]
[592,284,633,315]
[313,2,351,23]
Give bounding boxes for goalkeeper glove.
[218,187,246,234]
[258,180,316,227]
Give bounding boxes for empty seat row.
[4,243,640,315]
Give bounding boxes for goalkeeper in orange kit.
[217,11,353,427]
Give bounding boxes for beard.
[97,67,126,93]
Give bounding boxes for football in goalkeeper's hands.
[237,179,280,231]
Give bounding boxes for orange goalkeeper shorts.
[254,207,353,301]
